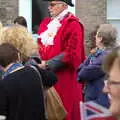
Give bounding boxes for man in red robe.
[37,0,85,119]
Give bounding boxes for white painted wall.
[68,0,75,15]
[19,0,32,32]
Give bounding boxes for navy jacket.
[77,48,110,108]
[0,66,57,120]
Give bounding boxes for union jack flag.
[80,101,116,120]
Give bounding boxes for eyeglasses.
[49,3,64,7]
[105,80,120,87]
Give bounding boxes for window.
[107,0,120,39]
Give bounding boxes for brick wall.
[0,0,18,25]
[76,0,107,53]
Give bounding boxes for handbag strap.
[30,65,48,120]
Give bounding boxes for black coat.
[0,66,57,120]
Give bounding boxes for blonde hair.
[0,25,38,62]
[0,21,3,40]
[0,22,3,30]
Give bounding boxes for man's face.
[48,1,67,18]
[103,59,120,116]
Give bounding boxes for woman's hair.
[0,25,38,62]
[0,21,3,38]
[14,16,27,28]
[0,43,19,67]
[103,47,120,73]
[97,24,117,48]
[0,21,3,30]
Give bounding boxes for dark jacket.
[77,48,110,108]
[0,66,57,120]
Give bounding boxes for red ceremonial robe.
[37,13,85,120]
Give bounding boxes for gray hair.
[97,24,117,48]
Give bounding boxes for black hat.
[43,0,74,7]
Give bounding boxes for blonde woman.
[0,24,57,87]
[0,25,38,63]
[103,47,120,120]
[0,25,57,120]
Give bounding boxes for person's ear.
[64,4,68,9]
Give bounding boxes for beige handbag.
[46,87,67,120]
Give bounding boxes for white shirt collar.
[39,9,69,46]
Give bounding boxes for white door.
[19,0,32,32]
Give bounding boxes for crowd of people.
[0,0,120,120]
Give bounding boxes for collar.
[2,62,23,79]
[39,9,69,46]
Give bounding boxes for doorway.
[32,0,49,33]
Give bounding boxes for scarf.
[39,9,69,46]
[89,48,105,64]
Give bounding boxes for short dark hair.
[14,16,27,28]
[0,43,19,67]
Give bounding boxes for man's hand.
[38,60,46,69]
